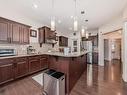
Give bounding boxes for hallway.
[70,60,127,95]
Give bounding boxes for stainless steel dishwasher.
[43,69,65,95]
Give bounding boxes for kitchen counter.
[48,52,87,94]
[0,51,87,95]
[0,51,87,59]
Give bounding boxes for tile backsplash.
[0,43,54,55]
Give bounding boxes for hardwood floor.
[0,74,43,95]
[0,60,127,95]
[70,60,127,95]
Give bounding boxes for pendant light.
[86,31,89,39]
[85,20,89,39]
[51,0,55,31]
[81,26,85,37]
[74,0,78,31]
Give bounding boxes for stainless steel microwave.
[0,49,16,57]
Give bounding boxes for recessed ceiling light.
[33,4,38,8]
[81,11,85,14]
[58,20,61,24]
[85,19,88,22]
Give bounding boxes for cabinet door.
[20,26,29,44]
[0,59,14,84]
[65,38,68,46]
[15,57,29,79]
[49,56,59,70]
[39,28,45,43]
[23,27,29,44]
[40,56,49,69]
[0,18,10,43]
[12,23,20,43]
[29,56,41,73]
[45,27,51,39]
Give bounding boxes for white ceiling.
[0,0,127,32]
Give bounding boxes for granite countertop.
[0,51,87,59]
[43,51,87,57]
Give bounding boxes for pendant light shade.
[86,31,89,39]
[51,0,55,31]
[74,17,78,31]
[51,17,55,31]
[81,27,85,37]
[74,0,78,32]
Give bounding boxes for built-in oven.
[0,49,16,57]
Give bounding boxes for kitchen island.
[0,51,87,95]
[47,52,87,94]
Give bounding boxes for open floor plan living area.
[0,0,127,95]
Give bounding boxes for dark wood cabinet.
[20,26,30,44]
[38,26,56,44]
[69,55,87,92]
[40,55,49,69]
[0,58,14,84]
[29,56,41,73]
[39,27,45,43]
[11,23,20,43]
[59,36,68,47]
[14,57,29,79]
[49,56,59,70]
[0,18,11,43]
[0,55,49,85]
[49,54,87,94]
[0,17,30,44]
[44,27,51,40]
[22,27,29,44]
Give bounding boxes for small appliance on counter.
[43,69,65,95]
[0,49,16,57]
[64,47,70,55]
[27,46,36,54]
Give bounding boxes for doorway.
[103,29,122,74]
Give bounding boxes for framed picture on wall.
[30,30,37,37]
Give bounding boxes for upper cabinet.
[20,26,30,44]
[0,17,30,44]
[38,26,56,44]
[0,18,11,43]
[59,36,68,47]
[11,23,20,43]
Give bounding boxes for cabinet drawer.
[0,58,14,84]
[15,57,28,62]
[28,56,40,60]
[0,58,14,65]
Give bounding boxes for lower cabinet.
[0,59,14,84]
[0,55,49,85]
[49,56,59,70]
[40,55,49,69]
[29,56,41,74]
[14,57,29,79]
[49,55,87,94]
